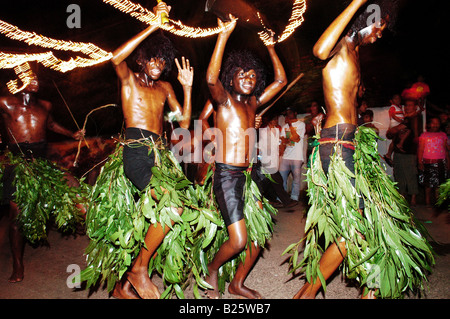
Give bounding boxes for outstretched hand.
[218,14,237,37]
[175,57,193,87]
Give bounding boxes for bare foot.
[228,282,262,299]
[293,284,315,299]
[112,277,140,299]
[204,267,220,299]
[8,265,24,283]
[361,289,377,299]
[126,269,160,299]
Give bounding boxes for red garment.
[402,82,430,100]
[419,131,448,160]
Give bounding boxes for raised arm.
[257,40,287,106]
[166,57,194,129]
[206,16,237,105]
[110,2,170,80]
[313,0,367,60]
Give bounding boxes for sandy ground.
[0,200,449,301]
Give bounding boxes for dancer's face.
[231,68,257,95]
[143,57,166,80]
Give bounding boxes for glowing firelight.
[258,0,307,46]
[6,62,35,94]
[104,0,307,45]
[0,19,113,92]
[1,0,307,93]
[0,19,113,73]
[102,0,225,38]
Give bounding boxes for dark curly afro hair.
[130,31,177,78]
[220,50,267,98]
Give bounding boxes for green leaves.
[284,127,435,298]
[81,143,223,298]
[2,151,88,244]
[437,178,450,209]
[80,138,278,299]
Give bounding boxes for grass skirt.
[284,126,435,298]
[0,151,88,244]
[80,138,275,298]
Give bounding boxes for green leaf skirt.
[284,126,435,298]
[80,138,276,298]
[0,151,88,244]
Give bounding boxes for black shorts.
[318,124,356,179]
[213,162,247,227]
[1,142,48,204]
[122,127,165,191]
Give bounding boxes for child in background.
[384,94,406,166]
[418,117,450,206]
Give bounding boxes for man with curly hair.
[109,1,194,299]
[203,15,287,299]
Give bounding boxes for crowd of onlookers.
[256,78,449,209]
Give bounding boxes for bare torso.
[121,73,171,136]
[0,95,51,143]
[322,38,360,129]
[215,95,257,167]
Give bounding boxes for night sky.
[1,0,448,139]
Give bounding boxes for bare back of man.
[321,39,360,128]
[294,0,388,299]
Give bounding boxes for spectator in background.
[387,94,404,130]
[393,99,423,206]
[417,117,450,206]
[361,109,379,135]
[357,100,369,126]
[438,111,450,136]
[304,101,326,161]
[280,107,305,203]
[384,94,404,165]
[258,115,297,208]
[402,75,430,111]
[304,101,325,137]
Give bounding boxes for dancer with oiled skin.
[0,72,84,283]
[108,1,194,299]
[294,0,393,299]
[203,15,287,299]
[290,0,434,300]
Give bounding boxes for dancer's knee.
[227,220,248,252]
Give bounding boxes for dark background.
[1,0,448,141]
